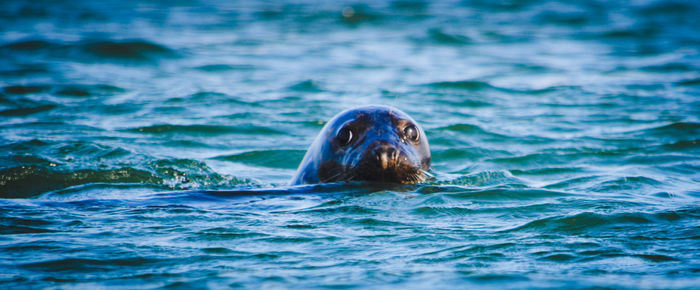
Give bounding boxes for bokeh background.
[1,0,699,288]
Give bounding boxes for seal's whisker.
[325,171,344,182]
[419,169,434,178]
[414,172,426,184]
[343,172,356,181]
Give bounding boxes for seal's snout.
[373,143,398,170]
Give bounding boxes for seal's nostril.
[374,144,398,170]
[374,144,396,158]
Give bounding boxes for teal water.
[1,0,699,288]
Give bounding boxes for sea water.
[1,0,699,288]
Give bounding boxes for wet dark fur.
[291,105,431,185]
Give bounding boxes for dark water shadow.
[146,182,419,203]
[18,182,425,210]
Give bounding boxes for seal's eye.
[337,127,353,146]
[403,125,419,142]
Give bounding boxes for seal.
[291,105,431,185]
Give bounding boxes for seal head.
[291,105,431,185]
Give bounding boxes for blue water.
[1,0,699,288]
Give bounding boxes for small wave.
[440,99,492,107]
[212,149,305,169]
[435,124,506,139]
[437,123,484,133]
[413,243,516,264]
[3,83,124,97]
[464,0,533,11]
[663,139,700,150]
[427,28,471,45]
[22,257,161,272]
[0,104,56,116]
[192,227,266,240]
[441,188,569,200]
[598,26,659,39]
[187,91,230,101]
[537,253,578,262]
[2,243,63,252]
[626,122,700,140]
[200,247,243,255]
[122,205,207,215]
[442,171,523,187]
[509,167,584,176]
[589,176,663,193]
[4,154,56,169]
[339,5,383,25]
[650,122,700,133]
[82,39,176,61]
[427,80,495,91]
[412,206,476,216]
[524,85,583,95]
[675,78,700,86]
[2,140,131,168]
[299,205,380,215]
[634,254,680,262]
[288,80,324,92]
[414,202,558,218]
[0,138,49,149]
[577,250,681,263]
[2,38,176,63]
[488,153,565,167]
[487,146,636,167]
[141,183,375,205]
[0,64,51,77]
[148,159,251,188]
[193,64,256,72]
[391,1,428,11]
[466,274,529,282]
[126,124,283,135]
[260,236,322,243]
[640,63,695,72]
[431,148,488,163]
[3,84,50,95]
[0,154,251,198]
[637,1,699,17]
[0,122,103,136]
[165,92,257,107]
[0,216,57,235]
[544,176,601,190]
[0,225,56,235]
[324,217,409,227]
[535,10,590,26]
[1,39,54,51]
[55,84,125,97]
[0,165,161,198]
[502,210,691,234]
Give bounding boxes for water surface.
[1,0,699,288]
